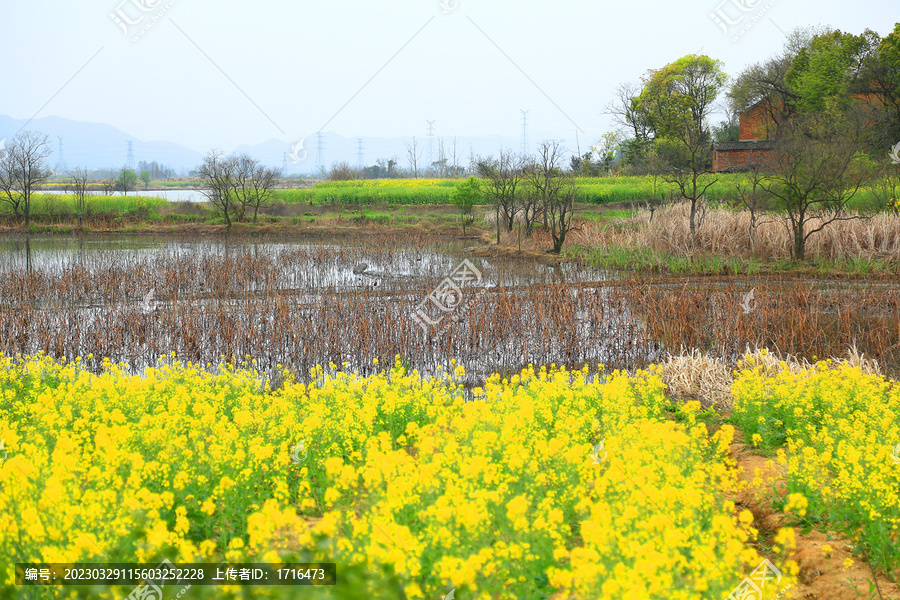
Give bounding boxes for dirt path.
[730,441,900,599]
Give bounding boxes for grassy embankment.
[2,175,898,275]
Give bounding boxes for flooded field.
[1,233,898,383]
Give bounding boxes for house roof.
[713,140,779,151]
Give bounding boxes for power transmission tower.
[126,141,135,170]
[426,120,436,172]
[57,137,67,173]
[282,152,288,173]
[315,133,325,177]
[520,109,529,158]
[356,138,365,170]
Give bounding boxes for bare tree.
[436,138,447,178]
[605,81,653,140]
[451,137,459,178]
[247,163,281,223]
[477,149,523,243]
[101,174,117,196]
[760,107,875,260]
[196,150,238,230]
[526,141,581,253]
[231,154,256,221]
[70,167,91,230]
[406,137,422,179]
[0,131,53,226]
[328,162,356,181]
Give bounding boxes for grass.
[2,193,169,216]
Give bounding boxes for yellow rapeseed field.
[732,351,900,576]
[0,353,798,599]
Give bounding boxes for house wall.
[739,103,778,140]
[712,147,778,172]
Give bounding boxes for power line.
[520,109,529,158]
[57,136,67,173]
[426,120,436,172]
[315,133,325,177]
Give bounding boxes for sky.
[4,0,897,158]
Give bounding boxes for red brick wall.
[739,104,778,140]
[712,147,778,172]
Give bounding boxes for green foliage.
[879,22,900,70]
[785,29,877,114]
[636,54,727,140]
[449,176,481,214]
[117,169,139,193]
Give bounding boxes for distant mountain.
[0,115,204,175]
[0,114,581,177]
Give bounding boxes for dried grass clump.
[738,344,881,377]
[572,202,900,261]
[660,345,883,411]
[658,348,732,410]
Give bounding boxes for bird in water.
[139,288,157,314]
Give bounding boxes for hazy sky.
[5,0,897,154]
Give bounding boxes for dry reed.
[571,202,900,261]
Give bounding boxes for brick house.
[712,92,884,171]
[711,99,782,172]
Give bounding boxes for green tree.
[139,170,151,190]
[117,168,138,195]
[637,55,727,140]
[727,27,830,139]
[590,131,622,175]
[449,176,481,235]
[868,23,900,145]
[636,55,727,242]
[785,29,879,115]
